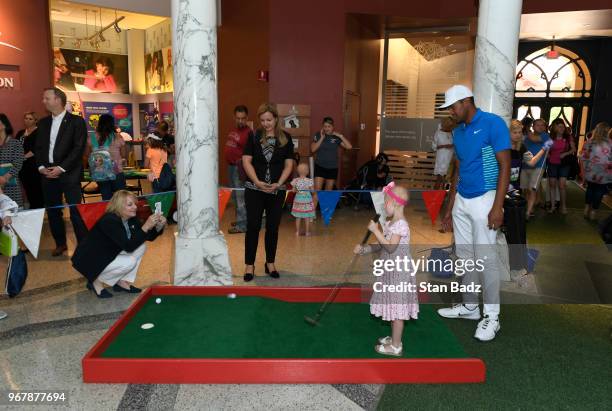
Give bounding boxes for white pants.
[97,244,146,286]
[452,191,500,318]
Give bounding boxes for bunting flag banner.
[76,202,108,230]
[422,190,447,225]
[218,188,232,221]
[11,208,45,259]
[316,191,341,226]
[370,191,387,223]
[145,192,175,218]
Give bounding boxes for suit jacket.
[35,112,87,183]
[71,213,162,282]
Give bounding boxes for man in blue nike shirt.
[437,85,511,342]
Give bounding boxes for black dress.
[16,128,44,209]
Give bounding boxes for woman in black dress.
[15,112,44,209]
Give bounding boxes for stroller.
[342,153,391,209]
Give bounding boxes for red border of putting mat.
[82,286,485,384]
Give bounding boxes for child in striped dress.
[290,163,315,236]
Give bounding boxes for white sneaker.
[474,316,500,342]
[437,304,481,320]
[0,310,7,320]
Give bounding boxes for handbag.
[5,250,28,297]
[152,163,176,192]
[0,226,18,257]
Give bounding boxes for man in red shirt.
[225,105,252,234]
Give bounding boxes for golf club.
[304,213,381,326]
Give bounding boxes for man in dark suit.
[35,87,88,256]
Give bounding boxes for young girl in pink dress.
[354,181,418,356]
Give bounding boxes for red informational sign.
[0,66,21,91]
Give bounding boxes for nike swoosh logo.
[474,129,482,134]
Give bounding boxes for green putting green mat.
[378,304,612,410]
[102,296,468,359]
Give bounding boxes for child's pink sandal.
[375,342,403,357]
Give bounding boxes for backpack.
[88,134,117,182]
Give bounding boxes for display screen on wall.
[159,101,174,135]
[145,47,173,93]
[83,102,134,138]
[380,118,440,152]
[53,48,129,94]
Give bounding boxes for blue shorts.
[547,163,570,179]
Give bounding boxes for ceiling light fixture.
[114,9,122,33]
[546,35,560,59]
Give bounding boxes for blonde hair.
[591,122,610,144]
[106,190,137,217]
[24,111,38,122]
[297,162,309,176]
[510,119,523,133]
[257,103,288,147]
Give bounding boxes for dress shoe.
[113,284,142,293]
[86,282,113,298]
[264,263,280,279]
[51,244,68,257]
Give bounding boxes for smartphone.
[154,202,162,215]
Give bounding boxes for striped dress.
[290,177,315,218]
[0,137,24,207]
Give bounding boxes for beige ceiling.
[520,9,612,40]
[49,0,167,30]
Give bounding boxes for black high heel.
[264,263,280,279]
[86,281,113,298]
[243,268,255,282]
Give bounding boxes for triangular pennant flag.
[316,191,341,226]
[218,188,232,221]
[422,190,447,225]
[146,192,175,218]
[76,202,108,230]
[11,208,45,258]
[370,191,387,223]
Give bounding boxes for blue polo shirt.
[523,132,550,169]
[453,109,511,199]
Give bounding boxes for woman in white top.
[432,117,455,188]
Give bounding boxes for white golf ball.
[227,293,237,299]
[155,298,161,304]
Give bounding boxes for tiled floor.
[1,196,610,410]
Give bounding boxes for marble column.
[473,0,523,124]
[172,0,232,285]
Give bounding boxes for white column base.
[174,233,233,286]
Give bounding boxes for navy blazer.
[71,213,162,282]
[35,112,87,183]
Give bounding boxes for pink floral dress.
[370,219,419,321]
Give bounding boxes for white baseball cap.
[438,85,474,109]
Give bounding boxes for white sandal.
[377,336,392,345]
[375,342,403,357]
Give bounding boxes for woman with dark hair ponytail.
[86,114,127,200]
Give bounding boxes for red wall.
[0,0,52,130]
[218,0,270,185]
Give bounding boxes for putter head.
[304,315,320,327]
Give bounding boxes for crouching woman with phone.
[71,190,166,298]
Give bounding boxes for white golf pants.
[452,191,500,318]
